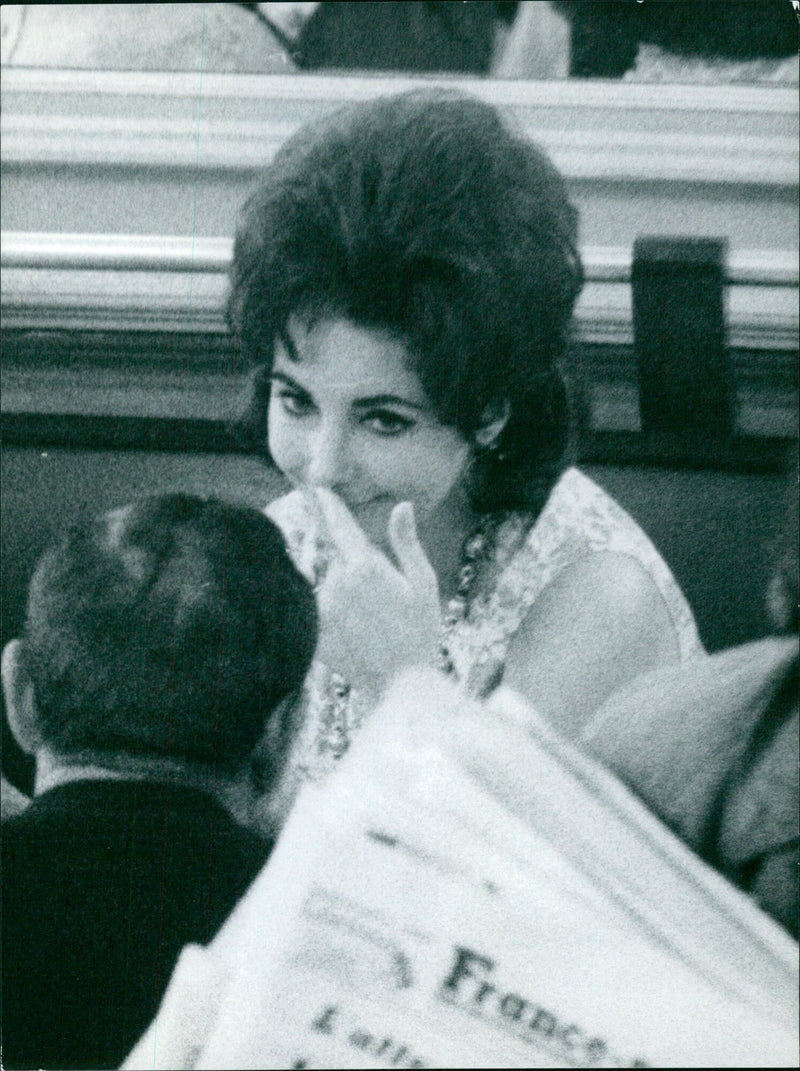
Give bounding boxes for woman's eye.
[276,389,313,417]
[364,411,414,437]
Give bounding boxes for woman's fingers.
[309,487,371,558]
[263,491,327,586]
[387,502,437,589]
[310,491,436,593]
[302,492,440,689]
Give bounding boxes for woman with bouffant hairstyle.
[228,88,702,800]
[232,88,580,515]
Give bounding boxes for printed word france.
[439,946,649,1068]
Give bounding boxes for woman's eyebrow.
[270,370,308,393]
[271,371,427,413]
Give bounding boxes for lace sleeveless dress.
[275,467,703,791]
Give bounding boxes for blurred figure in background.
[0,3,294,71]
[1,2,506,74]
[4,2,795,82]
[583,476,799,937]
[277,1,508,75]
[2,494,317,1069]
[260,0,798,82]
[558,0,798,82]
[494,0,798,81]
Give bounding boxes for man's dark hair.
[229,88,584,513]
[20,494,317,775]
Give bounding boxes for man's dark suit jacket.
[2,778,271,1069]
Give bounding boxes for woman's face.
[267,314,473,551]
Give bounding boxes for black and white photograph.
[1,3,798,1067]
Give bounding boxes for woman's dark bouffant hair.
[229,88,584,513]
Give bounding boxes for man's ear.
[2,639,41,755]
[474,400,511,448]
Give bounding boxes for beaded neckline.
[322,512,506,726]
[438,512,506,676]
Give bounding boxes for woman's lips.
[347,495,394,515]
[346,497,396,546]
[290,484,395,527]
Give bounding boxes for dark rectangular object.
[633,236,736,440]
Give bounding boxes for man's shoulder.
[152,785,272,891]
[2,781,270,940]
[2,779,269,874]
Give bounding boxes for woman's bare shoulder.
[520,550,681,633]
[503,551,681,737]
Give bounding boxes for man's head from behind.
[2,494,317,781]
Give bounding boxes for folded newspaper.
[125,669,798,1069]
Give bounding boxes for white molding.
[4,232,798,288]
[2,233,797,350]
[0,267,228,333]
[4,68,796,111]
[1,232,232,273]
[3,270,796,355]
[2,69,797,186]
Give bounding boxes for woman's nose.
[305,420,352,487]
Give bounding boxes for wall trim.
[3,327,796,442]
[2,69,798,186]
[4,232,798,286]
[3,232,797,350]
[3,73,796,461]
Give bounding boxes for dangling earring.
[474,431,506,462]
[474,401,510,460]
[474,427,498,450]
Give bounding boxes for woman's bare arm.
[502,551,680,741]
